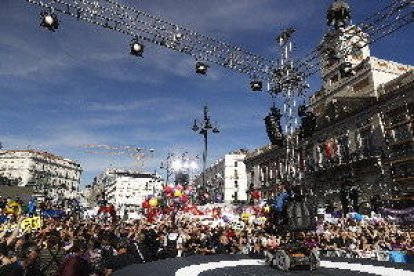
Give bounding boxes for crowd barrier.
[320,249,414,263]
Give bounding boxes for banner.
[380,207,414,224]
[0,216,42,232]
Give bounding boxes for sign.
[0,216,42,232]
[20,216,42,232]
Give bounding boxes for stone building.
[193,149,249,203]
[89,169,163,216]
[0,150,82,200]
[244,2,413,208]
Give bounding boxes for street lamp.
[160,153,175,185]
[192,105,220,203]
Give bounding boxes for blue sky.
[0,0,413,186]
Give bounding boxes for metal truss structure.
[80,144,154,169]
[26,0,413,96]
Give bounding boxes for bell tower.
[319,1,371,90]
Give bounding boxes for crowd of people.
[0,195,413,276]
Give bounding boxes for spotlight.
[174,32,183,41]
[264,105,284,146]
[40,11,59,31]
[196,62,209,75]
[130,40,144,57]
[250,80,262,92]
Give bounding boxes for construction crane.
[80,144,154,171]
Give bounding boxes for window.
[330,74,339,84]
[234,161,238,167]
[235,180,238,188]
[353,77,370,92]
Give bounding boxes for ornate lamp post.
[192,106,219,202]
[160,153,175,186]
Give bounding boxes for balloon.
[176,184,183,190]
[164,186,173,194]
[251,191,261,200]
[174,190,182,197]
[149,198,158,207]
[187,186,193,191]
[147,194,154,200]
[180,195,189,203]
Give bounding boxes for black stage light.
[40,11,59,31]
[264,106,284,146]
[250,80,262,92]
[196,62,209,75]
[130,40,144,57]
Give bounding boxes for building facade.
[244,6,413,208]
[194,150,249,203]
[0,150,82,200]
[89,169,164,216]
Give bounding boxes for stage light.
[40,11,59,31]
[264,106,284,146]
[130,40,144,57]
[174,32,183,41]
[250,80,262,92]
[196,62,208,75]
[212,127,220,134]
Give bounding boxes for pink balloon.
[180,195,189,203]
[176,184,183,190]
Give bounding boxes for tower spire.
[327,0,352,30]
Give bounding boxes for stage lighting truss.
[26,0,412,95]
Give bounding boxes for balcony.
[306,148,383,173]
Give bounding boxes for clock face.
[352,47,363,59]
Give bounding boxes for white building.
[0,150,82,200]
[90,169,164,216]
[195,149,249,203]
[311,24,413,117]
